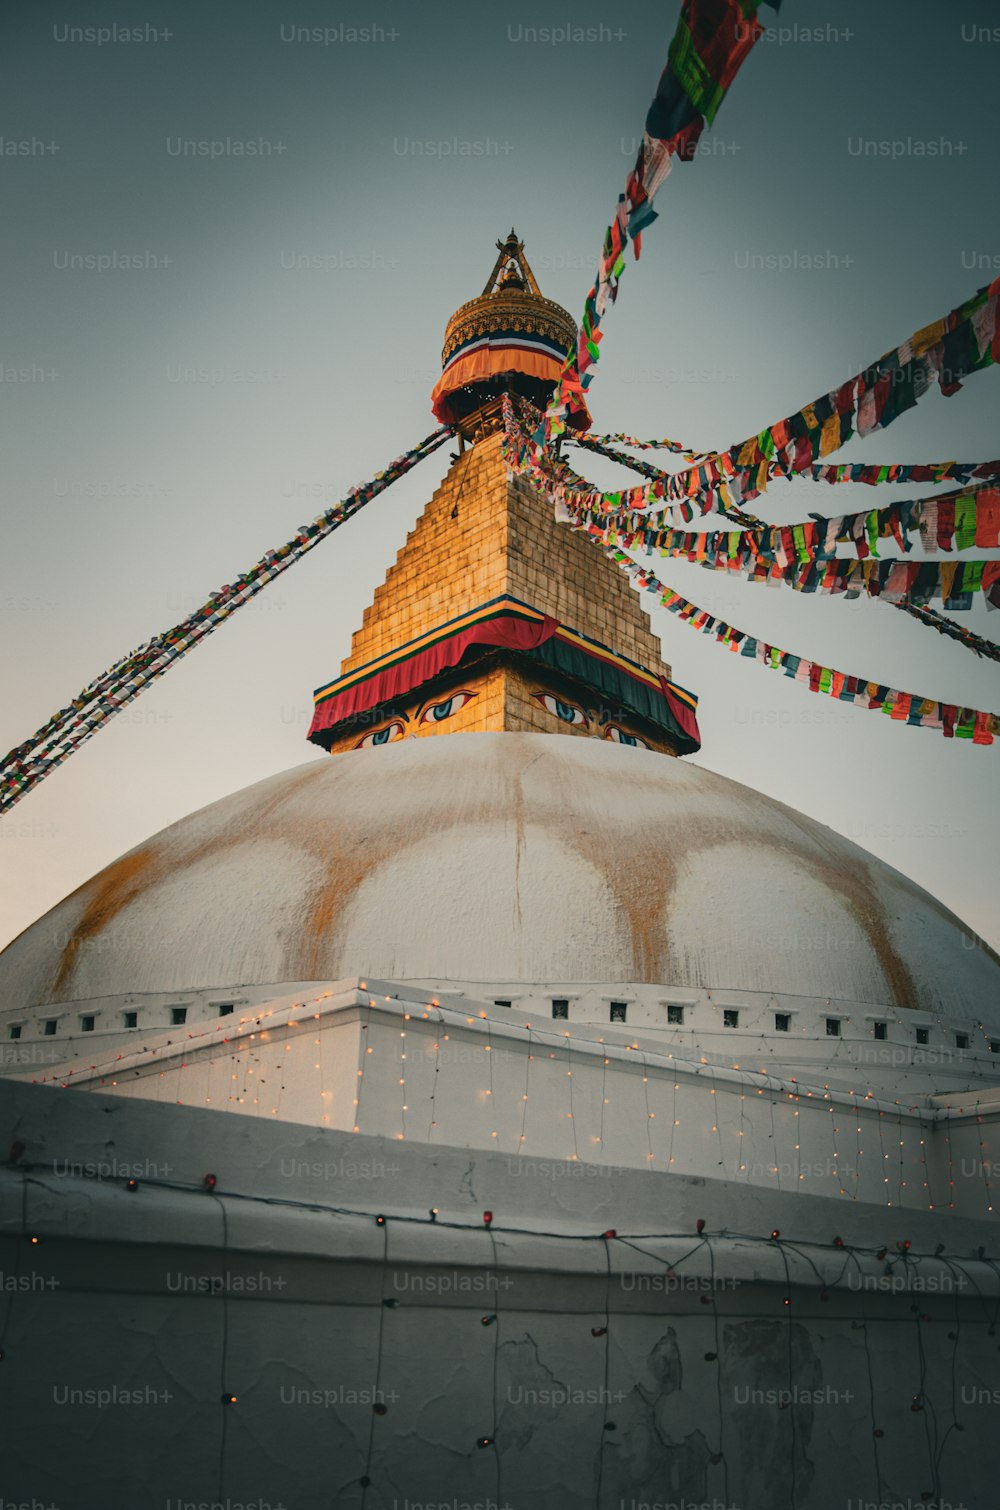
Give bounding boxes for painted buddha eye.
[606,726,649,748]
[420,690,475,724]
[356,721,405,748]
[535,693,587,726]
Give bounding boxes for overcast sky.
[2,0,999,958]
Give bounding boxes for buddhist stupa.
[1,236,998,1510]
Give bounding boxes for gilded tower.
[308,234,700,757]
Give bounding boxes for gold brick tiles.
[342,431,672,684]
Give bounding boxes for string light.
[19,1144,986,1412]
[398,1027,407,1141]
[976,1113,994,1213]
[36,983,998,1224]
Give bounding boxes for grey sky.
[2,0,999,958]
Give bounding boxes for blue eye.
[535,693,587,726]
[356,721,405,748]
[606,726,648,748]
[420,691,474,724]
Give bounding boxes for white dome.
[2,733,997,1018]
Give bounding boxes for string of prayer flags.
[504,395,1000,661]
[583,431,714,463]
[555,483,1000,613]
[574,432,1000,502]
[635,278,1000,517]
[571,434,764,527]
[572,479,1000,562]
[806,458,1000,490]
[590,547,999,746]
[542,281,1000,520]
[514,360,1000,528]
[0,427,452,815]
[569,437,1000,562]
[705,276,1000,486]
[541,0,780,445]
[630,0,782,232]
[561,507,1000,611]
[891,600,1000,666]
[580,435,1000,490]
[510,400,1000,588]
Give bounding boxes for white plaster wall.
[1,1078,997,1510]
[664,840,895,999]
[334,820,633,983]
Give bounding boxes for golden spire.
[430,230,581,439]
[481,229,542,296]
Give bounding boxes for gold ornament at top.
[440,230,578,366]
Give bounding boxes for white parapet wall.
[0,1074,997,1510]
[25,980,1000,1219]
